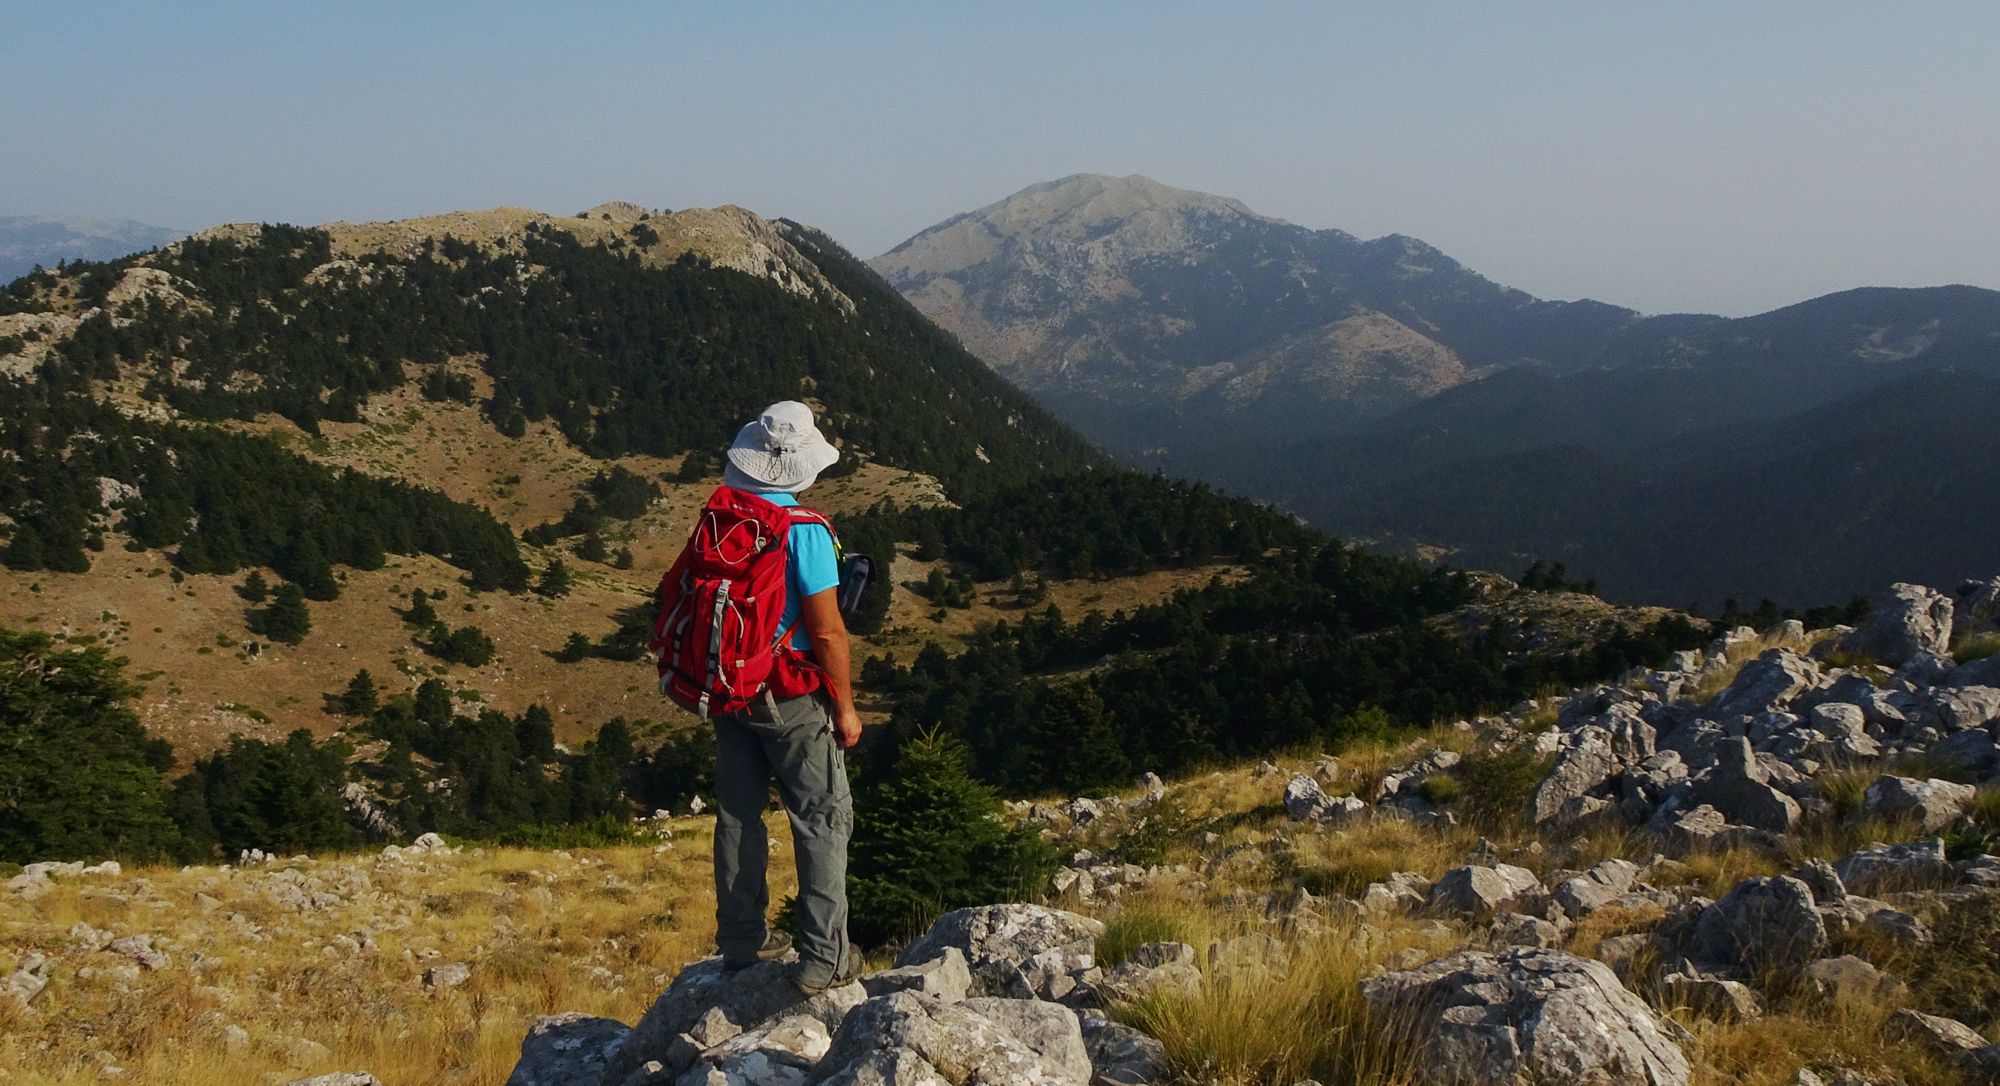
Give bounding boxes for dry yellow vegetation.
[0,817,773,1085]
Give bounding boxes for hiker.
[651,400,863,994]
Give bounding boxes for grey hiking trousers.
[712,690,853,972]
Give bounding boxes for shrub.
[426,623,496,667]
[1456,745,1551,830]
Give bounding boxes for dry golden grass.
[0,818,777,1085]
[1101,896,1459,1086]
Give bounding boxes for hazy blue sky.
[3,2,1995,315]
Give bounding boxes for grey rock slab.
[1840,583,1954,666]
[958,998,1091,1084]
[863,949,972,1003]
[816,1050,950,1086]
[1801,955,1906,1003]
[1685,876,1827,974]
[285,1076,383,1086]
[1531,727,1617,823]
[1079,1013,1167,1086]
[1888,1008,1984,1056]
[678,1014,832,1086]
[896,906,1103,997]
[1428,864,1544,918]
[608,955,860,1084]
[1931,686,2000,731]
[1707,650,1820,721]
[1358,948,1689,1086]
[1833,840,1953,895]
[1861,776,1975,832]
[1689,738,1800,832]
[808,991,1081,1086]
[506,1012,632,1086]
[1553,859,1642,919]
[1660,974,1762,1021]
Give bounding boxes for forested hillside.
[0,202,1713,867]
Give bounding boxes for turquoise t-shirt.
[760,492,839,652]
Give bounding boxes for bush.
[1456,745,1551,830]
[426,623,496,666]
[846,730,1057,947]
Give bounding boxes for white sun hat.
[723,400,840,493]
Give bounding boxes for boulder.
[1078,1013,1168,1086]
[1832,840,1953,895]
[1801,955,1905,1003]
[1489,913,1563,949]
[505,1013,630,1086]
[958,998,1090,1084]
[895,906,1103,998]
[1683,876,1826,973]
[816,1050,948,1085]
[1530,728,1617,823]
[1688,739,1800,832]
[863,949,973,1004]
[285,1076,383,1086]
[1553,859,1642,919]
[1283,775,1365,823]
[1707,650,1819,721]
[1860,776,1974,832]
[1840,583,1954,666]
[1358,948,1689,1086]
[1931,685,2000,731]
[680,1014,833,1086]
[808,991,1081,1086]
[1930,728,2000,778]
[606,955,861,1084]
[1659,975,1762,1021]
[1428,864,1544,919]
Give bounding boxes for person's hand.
[833,705,863,749]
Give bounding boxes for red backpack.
[650,486,835,718]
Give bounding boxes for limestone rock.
[1358,948,1689,1086]
[1659,975,1762,1022]
[1531,728,1616,823]
[1079,1013,1167,1086]
[1683,876,1826,974]
[1861,776,1974,832]
[1428,864,1544,919]
[958,998,1091,1084]
[808,991,1080,1086]
[894,906,1103,997]
[1801,955,1905,1003]
[1891,1009,1988,1058]
[1833,840,1952,895]
[285,1075,383,1086]
[1553,859,1642,919]
[863,949,972,1004]
[607,955,860,1084]
[505,1013,631,1086]
[1283,775,1364,823]
[1707,650,1819,721]
[680,1013,833,1086]
[1840,583,1954,666]
[1688,739,1799,832]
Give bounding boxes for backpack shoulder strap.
[786,505,839,552]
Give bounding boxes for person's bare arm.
[801,587,862,748]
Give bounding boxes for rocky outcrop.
[1359,948,1689,1085]
[505,906,1159,1086]
[1838,583,1954,665]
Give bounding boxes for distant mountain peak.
[0,214,184,284]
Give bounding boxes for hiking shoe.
[792,946,861,994]
[722,930,792,972]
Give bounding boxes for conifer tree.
[535,558,573,598]
[846,730,1056,946]
[262,583,311,645]
[334,669,378,716]
[238,570,270,603]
